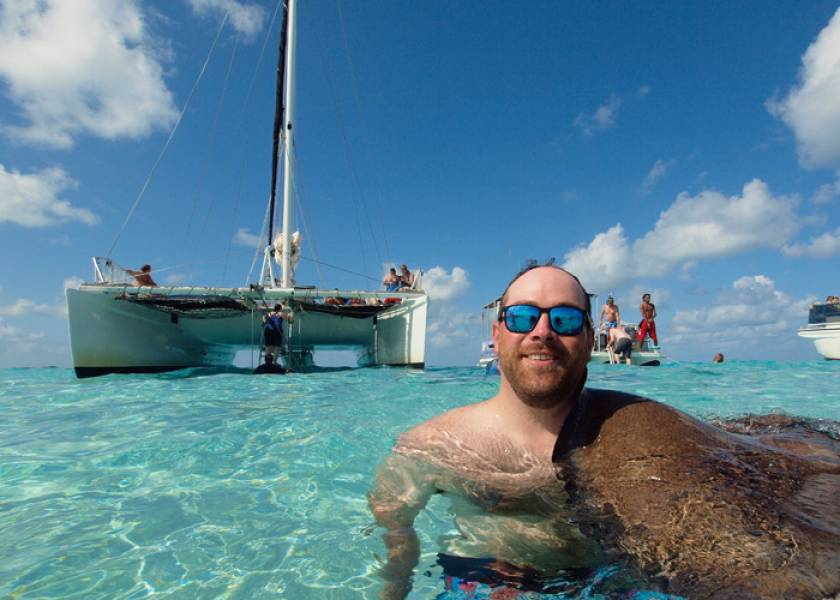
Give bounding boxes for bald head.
[500,265,591,319]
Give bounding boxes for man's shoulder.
[396,402,488,451]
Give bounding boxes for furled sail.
[273,230,301,269]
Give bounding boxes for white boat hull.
[67,285,427,377]
[589,350,662,366]
[798,325,840,360]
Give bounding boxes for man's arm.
[651,304,657,320]
[368,443,438,600]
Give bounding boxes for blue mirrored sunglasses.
[499,304,587,336]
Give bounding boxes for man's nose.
[530,312,553,337]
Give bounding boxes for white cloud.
[0,299,66,318]
[640,159,672,194]
[0,318,45,345]
[421,266,470,302]
[164,273,187,284]
[0,164,98,227]
[63,277,84,290]
[812,179,840,204]
[670,275,814,345]
[767,7,840,169]
[573,95,621,136]
[636,85,651,98]
[563,224,634,293]
[187,0,265,37]
[233,227,261,248]
[427,309,478,349]
[0,0,177,148]
[782,226,840,258]
[564,179,801,291]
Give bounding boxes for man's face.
[492,268,593,408]
[642,294,650,302]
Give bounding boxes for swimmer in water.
[368,262,840,599]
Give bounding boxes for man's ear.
[492,319,501,349]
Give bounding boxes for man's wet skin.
[369,267,840,599]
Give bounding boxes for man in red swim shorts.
[637,293,657,346]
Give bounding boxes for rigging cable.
[311,14,376,275]
[334,0,392,260]
[106,12,231,259]
[185,34,242,282]
[290,139,325,287]
[222,0,284,283]
[246,191,274,285]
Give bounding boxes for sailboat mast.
[280,0,298,288]
[267,0,289,249]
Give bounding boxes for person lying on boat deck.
[712,352,724,363]
[368,262,840,600]
[637,292,657,345]
[262,304,290,360]
[383,268,400,292]
[398,264,415,290]
[254,353,285,374]
[607,323,633,365]
[598,295,620,331]
[126,264,157,287]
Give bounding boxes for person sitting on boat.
[398,264,415,290]
[598,296,620,331]
[126,264,157,287]
[637,293,658,346]
[383,268,400,292]
[254,353,285,375]
[263,304,288,360]
[607,324,633,365]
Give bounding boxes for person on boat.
[637,292,657,346]
[262,304,288,361]
[598,296,620,331]
[368,263,840,599]
[126,264,157,287]
[712,352,724,363]
[607,324,633,365]
[398,264,415,290]
[383,268,400,292]
[254,353,285,374]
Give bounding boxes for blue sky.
[2,0,840,367]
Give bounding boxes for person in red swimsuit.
[637,293,657,345]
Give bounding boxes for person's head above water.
[492,263,593,408]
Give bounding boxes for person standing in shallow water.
[368,263,840,600]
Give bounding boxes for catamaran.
[65,0,428,378]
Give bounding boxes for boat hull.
[798,325,840,360]
[67,286,427,377]
[589,350,662,366]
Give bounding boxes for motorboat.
[798,302,840,360]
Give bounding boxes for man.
[598,295,620,331]
[126,264,157,287]
[262,304,290,363]
[607,323,633,365]
[382,268,400,292]
[637,293,657,346]
[398,264,415,290]
[369,264,840,599]
[253,352,285,374]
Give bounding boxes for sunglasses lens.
[549,306,584,335]
[505,305,540,333]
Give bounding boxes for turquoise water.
[1,361,838,598]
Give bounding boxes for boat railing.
[91,257,136,285]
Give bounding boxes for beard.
[498,340,588,409]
